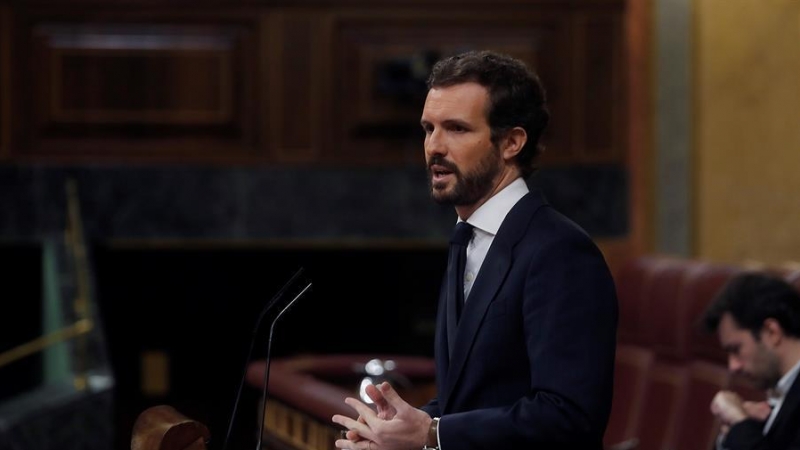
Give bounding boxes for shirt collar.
[457,178,528,235]
[774,358,800,399]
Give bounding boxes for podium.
[131,405,210,450]
[245,355,436,450]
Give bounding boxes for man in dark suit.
[332,50,618,450]
[704,273,800,450]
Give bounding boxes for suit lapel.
[440,191,548,411]
[440,237,512,410]
[766,373,800,445]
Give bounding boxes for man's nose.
[728,355,743,373]
[425,130,446,157]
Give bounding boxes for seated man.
[703,272,800,450]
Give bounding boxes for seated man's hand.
[742,400,772,422]
[710,391,747,426]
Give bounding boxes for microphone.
[255,281,312,450]
[220,267,309,450]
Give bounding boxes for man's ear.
[760,318,784,348]
[501,127,528,162]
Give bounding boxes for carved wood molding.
[2,2,626,166]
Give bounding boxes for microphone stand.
[220,268,307,450]
[255,281,313,450]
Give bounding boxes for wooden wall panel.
[45,38,233,125]
[16,17,260,160]
[0,5,10,159]
[1,2,626,167]
[0,0,624,6]
[268,13,322,163]
[330,12,573,165]
[575,12,624,163]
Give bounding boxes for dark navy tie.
[446,221,474,359]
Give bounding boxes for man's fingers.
[742,401,772,421]
[331,413,373,441]
[378,382,407,409]
[346,430,362,441]
[334,439,373,450]
[365,384,390,409]
[344,398,380,427]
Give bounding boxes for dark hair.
[427,50,550,178]
[703,272,800,338]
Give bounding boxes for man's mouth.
[429,164,455,182]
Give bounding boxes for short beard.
[752,344,783,390]
[428,146,502,206]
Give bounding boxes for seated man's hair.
[703,272,800,338]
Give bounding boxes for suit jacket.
[723,372,800,450]
[421,190,618,449]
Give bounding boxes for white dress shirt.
[457,177,529,301]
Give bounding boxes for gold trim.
[0,319,93,369]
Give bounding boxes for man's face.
[718,313,782,390]
[420,82,503,207]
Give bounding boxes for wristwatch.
[423,417,440,450]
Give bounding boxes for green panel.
[42,239,71,384]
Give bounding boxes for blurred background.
[0,0,798,449]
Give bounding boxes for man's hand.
[710,391,747,426]
[344,382,400,442]
[368,382,399,420]
[332,382,432,450]
[742,400,772,422]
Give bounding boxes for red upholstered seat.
[604,345,655,448]
[616,256,682,346]
[635,362,689,450]
[673,361,731,450]
[641,259,701,360]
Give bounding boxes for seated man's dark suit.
[722,376,800,450]
[421,190,618,449]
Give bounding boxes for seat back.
[642,259,698,360]
[673,361,730,450]
[617,256,681,346]
[604,345,655,447]
[635,362,689,450]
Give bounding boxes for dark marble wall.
[0,164,627,241]
[0,382,113,450]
